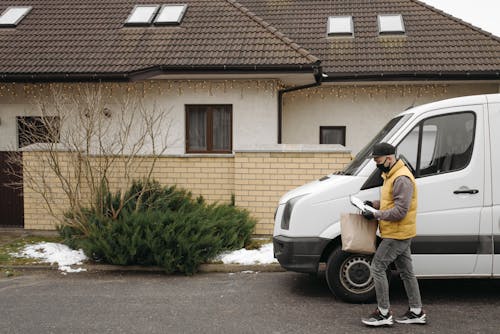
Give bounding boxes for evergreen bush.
[59,180,255,274]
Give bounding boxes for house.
[0,0,499,234]
[238,0,500,152]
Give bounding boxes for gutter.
[0,64,320,83]
[0,73,130,83]
[277,64,323,144]
[323,71,500,82]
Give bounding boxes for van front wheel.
[325,247,390,303]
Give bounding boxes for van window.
[397,112,475,177]
[397,125,437,170]
[343,114,412,175]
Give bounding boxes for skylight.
[155,4,187,25]
[0,6,32,27]
[378,14,405,34]
[125,5,160,25]
[327,16,353,36]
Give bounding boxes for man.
[360,142,426,327]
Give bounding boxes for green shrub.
[59,180,255,274]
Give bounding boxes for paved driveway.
[0,270,499,333]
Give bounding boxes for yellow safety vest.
[379,159,418,239]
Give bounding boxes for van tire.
[325,247,391,303]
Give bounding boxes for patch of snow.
[241,270,257,274]
[216,243,278,265]
[11,242,88,273]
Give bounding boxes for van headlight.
[281,194,308,230]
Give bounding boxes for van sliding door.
[397,106,484,276]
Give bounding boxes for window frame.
[0,6,32,27]
[327,16,354,37]
[378,14,405,35]
[154,4,188,25]
[319,126,346,145]
[397,111,476,178]
[361,111,476,190]
[17,116,61,149]
[185,104,233,154]
[125,5,160,26]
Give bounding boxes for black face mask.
[376,158,391,173]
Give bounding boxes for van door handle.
[453,189,479,194]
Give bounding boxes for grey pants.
[371,238,422,310]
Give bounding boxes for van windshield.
[341,114,412,175]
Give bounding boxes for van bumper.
[273,236,331,273]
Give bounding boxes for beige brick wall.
[23,151,74,230]
[23,151,350,234]
[234,151,351,234]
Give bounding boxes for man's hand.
[362,210,375,220]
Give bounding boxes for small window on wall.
[17,116,61,148]
[320,126,346,145]
[186,105,232,153]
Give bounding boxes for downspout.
[277,65,324,144]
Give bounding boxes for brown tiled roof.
[238,0,500,80]
[0,0,319,80]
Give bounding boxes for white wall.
[0,81,279,154]
[282,83,500,154]
[0,85,38,150]
[2,82,498,155]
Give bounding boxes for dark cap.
[371,142,396,157]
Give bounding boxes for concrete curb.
[1,264,56,271]
[1,263,285,274]
[199,263,285,273]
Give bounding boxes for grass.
[0,235,63,266]
[245,236,273,250]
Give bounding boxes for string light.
[0,80,288,101]
[283,84,449,101]
[1,81,452,106]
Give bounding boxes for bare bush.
[6,83,173,234]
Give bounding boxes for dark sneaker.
[361,309,393,327]
[395,309,427,324]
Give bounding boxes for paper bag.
[340,213,378,254]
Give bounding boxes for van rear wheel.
[325,247,390,303]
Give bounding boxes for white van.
[273,93,500,302]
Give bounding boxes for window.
[125,5,159,26]
[397,112,475,177]
[0,6,31,27]
[155,4,187,25]
[125,4,188,26]
[186,105,232,153]
[378,14,405,34]
[327,16,353,37]
[17,116,60,148]
[345,114,411,176]
[320,126,346,145]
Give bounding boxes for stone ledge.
[235,144,351,153]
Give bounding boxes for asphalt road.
[1,270,499,334]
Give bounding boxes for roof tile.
[0,0,318,76]
[238,0,500,76]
